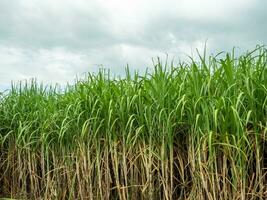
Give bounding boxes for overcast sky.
[0,0,266,90]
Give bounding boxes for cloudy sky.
[0,0,266,90]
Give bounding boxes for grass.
[0,46,266,199]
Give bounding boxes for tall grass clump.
[0,46,266,200]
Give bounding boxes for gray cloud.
[0,0,266,90]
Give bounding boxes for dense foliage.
[0,46,266,199]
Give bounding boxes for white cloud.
[0,0,266,90]
[0,47,89,87]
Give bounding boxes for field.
[0,46,266,199]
